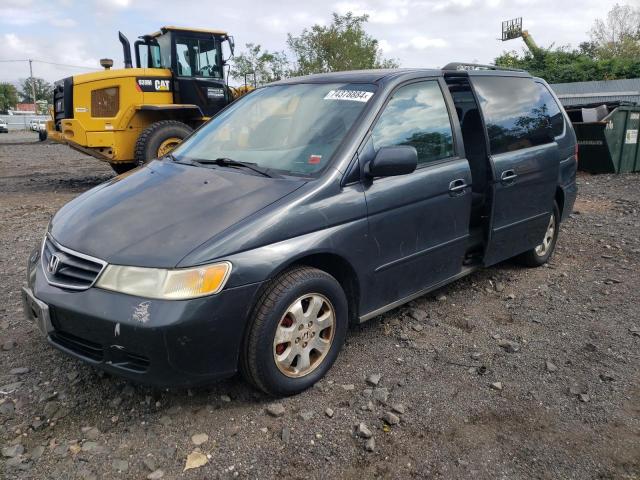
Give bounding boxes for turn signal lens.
[95,262,232,300]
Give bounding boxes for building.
[551,78,640,107]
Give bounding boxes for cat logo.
[136,77,172,93]
[154,79,170,91]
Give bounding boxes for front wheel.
[134,120,193,166]
[517,202,560,267]
[240,267,348,396]
[38,130,47,142]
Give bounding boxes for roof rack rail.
[442,62,525,72]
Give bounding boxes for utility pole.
[28,58,37,114]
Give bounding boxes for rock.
[407,308,429,322]
[81,441,104,453]
[0,382,21,394]
[545,361,558,372]
[365,437,376,452]
[82,427,101,440]
[356,423,373,439]
[158,416,171,426]
[112,459,129,472]
[391,404,406,415]
[506,294,516,300]
[281,427,291,443]
[147,470,165,480]
[373,387,389,404]
[599,373,615,382]
[2,339,17,351]
[109,396,123,408]
[494,282,505,292]
[191,433,208,446]
[66,370,79,382]
[325,408,334,418]
[629,326,640,337]
[436,294,447,302]
[490,382,503,391]
[10,367,29,375]
[228,425,241,436]
[2,444,24,458]
[220,394,231,403]
[184,451,208,471]
[143,457,157,472]
[299,411,313,421]
[412,324,424,332]
[366,373,381,386]
[43,401,59,419]
[579,393,590,403]
[0,401,15,417]
[29,445,45,461]
[470,352,482,361]
[498,339,520,353]
[383,412,400,425]
[5,456,28,470]
[399,333,410,341]
[341,384,355,391]
[362,388,373,398]
[266,403,285,417]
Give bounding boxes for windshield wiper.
[193,157,273,178]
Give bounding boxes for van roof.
[271,65,532,86]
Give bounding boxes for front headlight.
[95,262,232,300]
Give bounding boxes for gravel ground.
[1,130,639,479]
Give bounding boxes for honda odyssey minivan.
[23,64,577,396]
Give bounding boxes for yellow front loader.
[47,26,249,173]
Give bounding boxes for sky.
[0,0,632,86]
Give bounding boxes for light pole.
[28,58,37,114]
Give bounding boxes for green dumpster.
[571,104,640,174]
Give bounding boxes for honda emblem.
[48,254,61,275]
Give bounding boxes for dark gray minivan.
[23,64,577,396]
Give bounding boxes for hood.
[50,160,305,268]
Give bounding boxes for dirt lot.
[1,130,639,479]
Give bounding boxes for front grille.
[50,331,104,361]
[91,87,119,117]
[41,234,106,290]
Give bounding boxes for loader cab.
[134,26,234,116]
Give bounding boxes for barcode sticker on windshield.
[324,90,373,102]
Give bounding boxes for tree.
[589,3,640,59]
[0,83,19,113]
[287,12,399,76]
[230,43,289,87]
[18,77,52,104]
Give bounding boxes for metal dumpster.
[568,103,640,174]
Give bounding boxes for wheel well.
[280,254,360,324]
[555,187,565,219]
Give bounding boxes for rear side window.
[536,82,565,137]
[472,76,554,154]
[371,81,454,165]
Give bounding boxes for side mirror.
[366,146,418,178]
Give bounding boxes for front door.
[173,34,229,116]
[470,75,560,266]
[361,79,472,314]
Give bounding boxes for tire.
[517,202,560,267]
[240,266,348,396]
[38,130,47,142]
[133,120,193,166]
[110,162,137,175]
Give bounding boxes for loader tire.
[134,120,193,166]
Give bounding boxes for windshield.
[172,82,376,176]
[175,36,220,78]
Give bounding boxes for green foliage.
[287,12,399,76]
[19,77,52,104]
[495,4,640,83]
[230,43,289,86]
[0,83,19,113]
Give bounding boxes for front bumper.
[24,260,263,388]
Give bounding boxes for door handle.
[500,170,517,183]
[449,179,467,195]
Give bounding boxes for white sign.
[324,90,373,102]
[631,113,640,120]
[625,129,638,144]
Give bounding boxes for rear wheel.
[38,130,47,142]
[516,202,560,267]
[134,120,193,166]
[241,267,348,396]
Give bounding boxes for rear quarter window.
[536,82,565,138]
[472,76,555,154]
